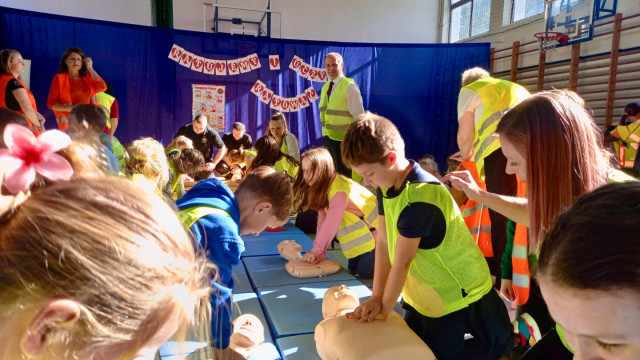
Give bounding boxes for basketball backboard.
[545,0,595,46]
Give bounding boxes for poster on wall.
[192,84,226,132]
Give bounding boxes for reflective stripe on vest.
[382,180,492,317]
[319,77,354,141]
[511,176,530,306]
[0,73,41,136]
[328,174,378,258]
[51,73,102,131]
[178,205,230,229]
[458,160,492,257]
[463,77,530,179]
[612,123,640,168]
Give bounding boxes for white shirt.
[328,74,365,120]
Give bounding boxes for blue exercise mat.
[276,334,321,360]
[258,279,372,338]
[184,342,281,360]
[242,233,314,257]
[243,255,356,288]
[241,228,307,242]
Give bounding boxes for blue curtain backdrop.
[0,7,489,166]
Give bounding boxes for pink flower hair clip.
[0,124,73,194]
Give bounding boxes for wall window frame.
[449,0,491,42]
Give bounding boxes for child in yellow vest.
[342,112,513,359]
[292,147,377,278]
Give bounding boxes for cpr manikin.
[229,314,267,358]
[278,240,340,278]
[315,285,436,360]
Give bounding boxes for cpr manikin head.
[278,240,302,261]
[322,285,360,320]
[230,314,265,349]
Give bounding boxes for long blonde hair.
[126,137,170,191]
[292,148,335,211]
[0,177,212,357]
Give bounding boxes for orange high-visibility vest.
[50,73,100,131]
[0,73,40,136]
[511,177,530,306]
[458,160,493,257]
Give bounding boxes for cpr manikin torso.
[228,314,279,359]
[315,285,437,360]
[278,240,340,278]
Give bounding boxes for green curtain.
[151,0,173,28]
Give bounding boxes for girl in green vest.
[166,147,205,199]
[292,147,377,278]
[265,112,300,161]
[538,182,640,360]
[251,135,299,180]
[228,148,257,182]
[444,90,634,358]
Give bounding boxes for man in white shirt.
[319,52,365,177]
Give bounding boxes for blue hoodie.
[176,178,245,349]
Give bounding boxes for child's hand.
[346,296,383,322]
[500,279,516,302]
[303,251,322,264]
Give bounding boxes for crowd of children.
[1,44,639,360]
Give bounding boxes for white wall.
[1,0,152,26]
[3,0,440,43]
[174,0,441,43]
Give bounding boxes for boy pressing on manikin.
[176,166,294,360]
[342,112,513,360]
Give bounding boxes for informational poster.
[192,84,225,132]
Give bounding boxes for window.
[511,0,544,23]
[449,0,491,42]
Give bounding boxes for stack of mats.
[158,221,373,360]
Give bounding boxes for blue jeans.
[347,249,375,279]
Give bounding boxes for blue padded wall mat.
[257,279,372,338]
[276,334,321,360]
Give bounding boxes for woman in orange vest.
[443,90,633,359]
[47,47,106,131]
[0,49,45,135]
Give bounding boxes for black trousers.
[483,149,518,289]
[323,136,351,177]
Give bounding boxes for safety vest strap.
[178,205,230,229]
[511,177,530,305]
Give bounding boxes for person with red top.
[47,47,106,131]
[0,49,45,135]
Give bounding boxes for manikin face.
[9,53,24,76]
[230,314,265,349]
[301,157,319,187]
[192,118,206,134]
[322,285,360,320]
[268,120,286,141]
[324,55,344,81]
[232,128,244,141]
[500,136,527,182]
[539,278,640,360]
[350,158,395,190]
[65,52,83,73]
[278,240,302,261]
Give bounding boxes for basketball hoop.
[534,31,569,52]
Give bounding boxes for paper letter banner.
[168,44,183,62]
[250,80,267,95]
[269,55,280,70]
[191,55,205,72]
[260,89,274,104]
[228,59,240,75]
[248,53,261,70]
[289,98,299,111]
[192,84,225,132]
[289,55,303,71]
[203,59,216,75]
[297,94,310,108]
[271,96,283,111]
[215,60,227,76]
[305,87,319,102]
[179,51,194,68]
[238,57,251,74]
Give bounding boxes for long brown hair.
[58,47,88,77]
[496,90,609,248]
[252,135,299,170]
[293,147,335,211]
